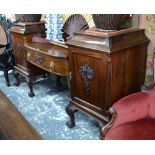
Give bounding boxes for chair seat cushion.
[149,87,155,119]
[105,118,155,140]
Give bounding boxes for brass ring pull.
[69,72,72,81]
[27,52,31,61]
[50,61,55,72]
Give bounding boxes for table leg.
[4,70,10,87]
[26,77,35,97]
[13,70,20,86]
[66,102,78,128]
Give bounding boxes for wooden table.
[24,41,69,93]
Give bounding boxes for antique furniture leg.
[66,103,78,128]
[13,70,20,86]
[25,77,35,97]
[4,70,10,87]
[100,107,116,140]
[56,75,63,90]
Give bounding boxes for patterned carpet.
[0,71,100,140]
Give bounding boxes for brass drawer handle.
[69,72,72,81]
[27,52,31,61]
[50,61,55,72]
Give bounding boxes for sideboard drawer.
[27,49,69,76]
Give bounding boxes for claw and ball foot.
[13,71,20,86]
[66,103,78,128]
[26,78,35,97]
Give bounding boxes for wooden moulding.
[66,28,150,54]
[15,14,42,22]
[100,107,116,140]
[10,22,46,34]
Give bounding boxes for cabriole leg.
[66,103,78,128]
[4,70,10,87]
[26,77,35,97]
[13,70,20,86]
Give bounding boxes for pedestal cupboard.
[10,22,47,97]
[65,28,149,128]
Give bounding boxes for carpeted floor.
[0,71,100,140]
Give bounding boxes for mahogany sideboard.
[65,28,150,128]
[24,41,69,92]
[10,22,47,97]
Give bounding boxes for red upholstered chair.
[100,53,155,140]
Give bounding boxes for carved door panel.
[12,33,32,69]
[69,47,110,115]
[12,35,23,66]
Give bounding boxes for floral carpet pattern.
[0,71,99,140]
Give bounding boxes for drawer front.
[27,50,69,76]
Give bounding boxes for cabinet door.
[69,47,111,116]
[12,33,32,69]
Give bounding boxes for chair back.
[0,25,7,55]
[0,15,14,70]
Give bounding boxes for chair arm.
[100,107,116,140]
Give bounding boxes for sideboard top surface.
[66,28,150,53]
[24,42,68,59]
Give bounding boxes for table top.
[24,42,68,59]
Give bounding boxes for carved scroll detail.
[34,55,44,65]
[80,64,94,95]
[100,107,116,140]
[16,43,22,64]
[16,43,22,53]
